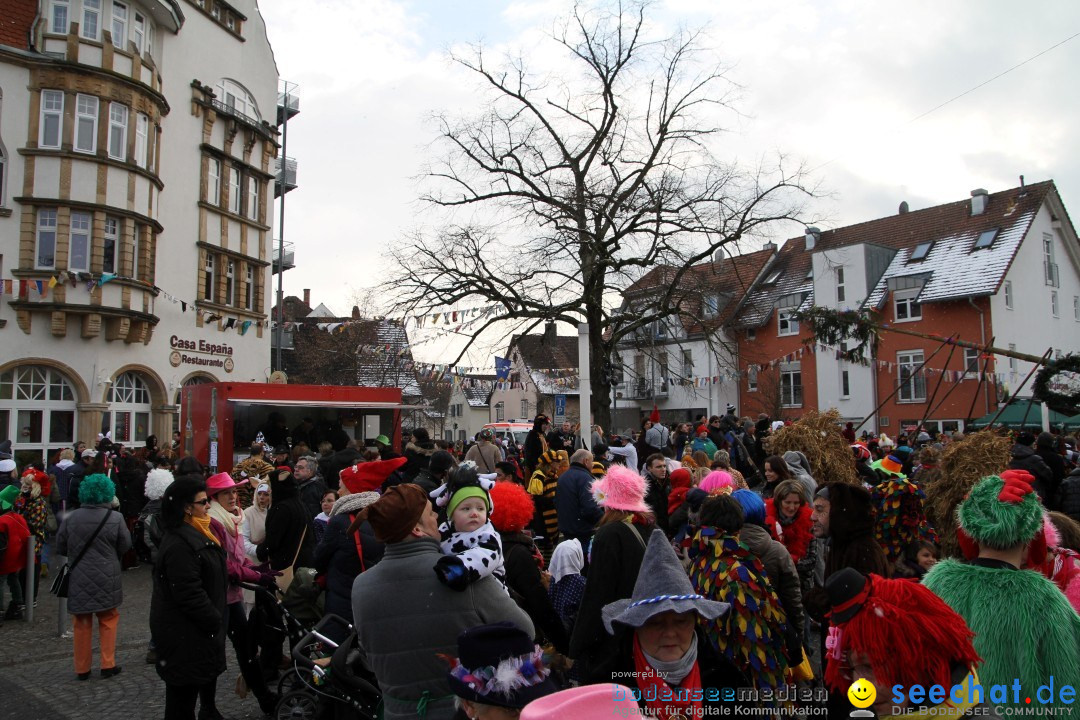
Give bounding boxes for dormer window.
[910,241,933,262]
[973,228,998,250]
[763,268,783,285]
[703,293,720,317]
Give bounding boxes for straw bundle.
[924,430,1012,558]
[764,409,859,486]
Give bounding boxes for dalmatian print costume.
[430,465,507,591]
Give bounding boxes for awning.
[231,399,424,409]
[967,398,1073,429]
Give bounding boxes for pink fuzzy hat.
[591,465,651,514]
[700,470,735,495]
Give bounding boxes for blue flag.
[495,356,511,380]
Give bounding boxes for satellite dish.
[268,371,288,385]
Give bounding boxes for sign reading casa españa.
[168,335,235,373]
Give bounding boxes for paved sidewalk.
[0,564,270,720]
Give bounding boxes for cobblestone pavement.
[0,562,271,720]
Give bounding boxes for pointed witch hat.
[602,529,730,633]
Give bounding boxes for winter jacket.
[352,537,534,720]
[1059,468,1080,524]
[569,520,649,683]
[738,523,804,641]
[1036,438,1067,509]
[555,463,602,539]
[298,476,329,522]
[208,517,260,606]
[691,436,718,458]
[644,471,670,535]
[523,422,548,475]
[1009,444,1053,504]
[15,493,48,556]
[140,498,165,564]
[500,531,570,654]
[464,441,501,473]
[314,495,384,624]
[764,500,813,564]
[256,478,315,571]
[49,459,77,508]
[65,460,90,509]
[113,453,148,517]
[0,511,30,575]
[402,441,436,482]
[150,523,228,687]
[54,505,130,614]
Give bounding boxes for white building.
[0,0,281,467]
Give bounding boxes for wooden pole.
[964,337,996,424]
[916,340,959,432]
[855,335,957,434]
[985,349,1054,431]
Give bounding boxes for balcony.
[274,156,298,197]
[277,92,300,126]
[272,240,295,273]
[628,377,668,400]
[210,98,261,130]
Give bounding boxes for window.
[898,351,926,403]
[964,348,980,377]
[108,372,150,444]
[207,157,221,205]
[69,211,91,272]
[111,1,127,48]
[145,23,153,57]
[39,90,63,149]
[50,0,69,34]
[703,293,719,317]
[780,365,802,407]
[36,209,57,269]
[910,242,932,262]
[103,216,119,273]
[228,167,241,214]
[224,260,235,305]
[216,79,262,122]
[0,366,77,465]
[1004,280,1013,309]
[894,290,922,322]
[777,309,798,336]
[973,228,998,250]
[108,103,128,160]
[835,266,846,303]
[1051,290,1059,318]
[763,268,783,285]
[247,176,259,220]
[134,113,148,168]
[211,2,221,19]
[494,402,504,422]
[520,399,528,418]
[1044,233,1059,287]
[131,223,140,279]
[81,0,101,39]
[74,94,98,154]
[203,253,215,301]
[132,11,145,53]
[746,328,756,341]
[682,349,693,376]
[747,366,758,393]
[0,143,5,207]
[1008,344,1018,373]
[840,369,850,398]
[245,266,254,310]
[658,355,669,393]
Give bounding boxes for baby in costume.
[430,464,506,591]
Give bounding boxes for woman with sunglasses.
[150,475,228,720]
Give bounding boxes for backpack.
[133,509,163,563]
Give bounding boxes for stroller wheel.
[276,690,318,720]
[277,669,305,696]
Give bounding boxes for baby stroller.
[274,613,381,720]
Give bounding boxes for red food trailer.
[180,382,407,473]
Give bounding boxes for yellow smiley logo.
[848,678,877,709]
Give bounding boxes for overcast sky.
[257,0,1080,366]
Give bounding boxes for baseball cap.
[81,448,98,459]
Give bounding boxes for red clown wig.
[489,481,535,534]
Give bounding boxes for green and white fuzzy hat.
[956,470,1042,551]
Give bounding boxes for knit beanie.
[448,486,492,519]
[958,470,1042,550]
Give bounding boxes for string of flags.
[8,270,270,336]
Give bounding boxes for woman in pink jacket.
[206,473,280,715]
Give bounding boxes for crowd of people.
[3,409,1080,719]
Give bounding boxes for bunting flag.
[240,320,252,335]
[48,276,58,289]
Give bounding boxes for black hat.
[1017,431,1037,447]
[825,567,868,624]
[411,428,430,443]
[429,450,456,476]
[446,623,558,709]
[273,444,290,455]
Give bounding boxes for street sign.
[554,394,567,422]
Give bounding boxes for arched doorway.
[0,364,78,467]
[105,371,153,446]
[173,374,215,437]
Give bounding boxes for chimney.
[762,241,778,253]
[899,201,909,214]
[543,321,557,344]
[713,247,725,263]
[303,289,311,306]
[970,188,988,216]
[804,226,820,251]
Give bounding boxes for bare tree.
[387,1,814,429]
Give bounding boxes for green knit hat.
[447,486,492,520]
[957,471,1042,550]
[0,484,18,511]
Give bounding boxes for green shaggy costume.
[924,472,1080,711]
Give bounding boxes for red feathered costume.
[764,499,813,563]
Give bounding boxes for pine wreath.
[1032,353,1080,415]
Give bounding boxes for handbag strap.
[288,524,307,569]
[70,509,112,570]
[349,513,366,572]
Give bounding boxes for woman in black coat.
[313,491,384,639]
[150,475,228,720]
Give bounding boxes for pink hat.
[206,472,244,495]
[521,684,639,719]
[590,465,651,514]
[700,470,735,495]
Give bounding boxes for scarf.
[208,500,242,537]
[548,538,583,582]
[631,632,703,720]
[186,513,220,546]
[243,503,268,545]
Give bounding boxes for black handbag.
[51,509,111,598]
